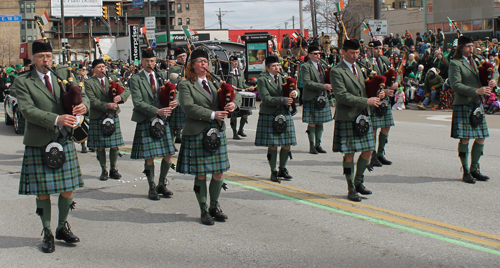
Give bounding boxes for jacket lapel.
[342,62,362,90]
[193,80,212,102]
[307,61,320,82]
[31,69,56,102]
[461,58,479,78]
[140,71,154,99]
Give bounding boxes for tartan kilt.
[169,106,185,129]
[451,104,489,139]
[333,119,376,153]
[255,106,297,147]
[19,136,84,195]
[369,98,395,129]
[176,121,229,175]
[87,116,125,149]
[302,99,333,124]
[229,109,253,118]
[131,120,176,159]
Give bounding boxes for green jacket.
[14,66,90,147]
[178,78,242,136]
[329,61,369,121]
[169,63,185,84]
[230,68,246,89]
[257,72,297,115]
[302,60,326,101]
[85,75,130,120]
[449,57,482,106]
[423,73,444,94]
[372,55,392,76]
[129,70,168,123]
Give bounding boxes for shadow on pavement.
[71,208,195,224]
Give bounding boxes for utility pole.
[148,0,151,16]
[61,0,66,63]
[285,22,288,29]
[292,16,295,29]
[165,0,170,47]
[309,0,316,37]
[299,0,304,35]
[215,8,233,30]
[374,0,380,19]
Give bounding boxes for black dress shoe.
[157,184,174,197]
[55,222,80,243]
[209,202,228,222]
[462,171,476,184]
[109,168,122,180]
[315,145,327,153]
[201,210,215,225]
[99,170,108,181]
[233,133,241,140]
[309,143,318,154]
[81,147,88,153]
[237,130,247,137]
[471,170,490,181]
[347,191,362,202]
[41,228,55,253]
[175,137,182,144]
[377,154,392,165]
[355,183,373,195]
[278,168,293,179]
[370,153,383,167]
[89,148,95,152]
[148,187,160,200]
[270,171,280,183]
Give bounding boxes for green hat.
[15,64,23,70]
[408,73,415,78]
[6,67,14,74]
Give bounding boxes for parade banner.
[51,0,103,18]
[247,43,267,72]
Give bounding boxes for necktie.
[235,69,238,76]
[352,64,358,80]
[274,75,278,86]
[317,63,322,74]
[101,79,105,89]
[468,57,476,71]
[378,58,382,70]
[150,73,156,92]
[202,80,211,95]
[44,75,53,94]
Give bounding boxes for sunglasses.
[310,52,320,55]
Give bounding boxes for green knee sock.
[159,160,171,185]
[354,157,370,186]
[193,178,207,210]
[377,133,389,156]
[145,164,155,189]
[57,195,73,229]
[279,148,291,169]
[315,124,324,147]
[96,150,107,171]
[230,119,237,134]
[470,142,484,172]
[209,179,224,208]
[343,161,355,192]
[239,117,248,132]
[458,143,469,172]
[267,149,278,172]
[109,149,119,169]
[307,126,316,143]
[36,198,51,229]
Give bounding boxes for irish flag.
[141,27,147,34]
[38,11,49,25]
[183,28,197,38]
[363,22,370,34]
[292,32,299,39]
[447,17,453,26]
[336,0,344,12]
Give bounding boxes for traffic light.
[115,2,122,16]
[102,6,108,20]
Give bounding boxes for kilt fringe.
[255,106,297,147]
[302,99,333,124]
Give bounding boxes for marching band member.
[229,55,254,139]
[169,48,188,147]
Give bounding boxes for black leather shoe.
[209,202,228,222]
[99,170,108,181]
[157,184,174,197]
[355,183,373,195]
[237,130,247,137]
[233,133,241,140]
[309,143,318,154]
[41,228,55,253]
[148,187,160,200]
[81,147,88,153]
[471,170,490,181]
[462,171,476,184]
[109,168,122,180]
[278,168,293,179]
[55,222,80,243]
[270,171,280,183]
[370,153,383,167]
[175,137,182,144]
[347,191,361,202]
[315,145,327,153]
[89,148,95,152]
[377,154,392,165]
[201,210,215,225]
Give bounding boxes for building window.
[484,19,493,30]
[177,3,182,12]
[427,0,433,13]
[27,21,32,29]
[495,0,500,6]
[21,21,25,29]
[27,36,32,42]
[21,36,26,42]
[462,20,472,32]
[178,18,182,25]
[20,4,25,13]
[186,3,190,10]
[33,3,36,13]
[392,2,395,8]
[26,4,31,13]
[187,18,190,25]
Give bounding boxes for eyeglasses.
[35,54,53,59]
[310,52,320,55]
[194,59,208,64]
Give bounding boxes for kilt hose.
[87,116,125,149]
[131,120,176,160]
[176,121,230,175]
[19,136,84,196]
[369,99,395,129]
[451,104,489,140]
[333,119,376,153]
[302,99,333,124]
[255,106,297,147]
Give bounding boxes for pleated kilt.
[255,106,297,147]
[87,116,125,149]
[169,106,185,130]
[131,120,176,159]
[229,109,253,118]
[302,99,333,124]
[176,121,229,175]
[333,119,376,153]
[19,136,84,195]
[369,98,395,129]
[451,104,489,139]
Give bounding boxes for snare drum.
[72,115,89,143]
[238,91,256,110]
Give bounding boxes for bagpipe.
[279,72,298,116]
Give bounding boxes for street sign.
[0,14,22,22]
[151,40,156,48]
[129,25,141,65]
[146,30,155,39]
[145,17,155,30]
[61,38,69,44]
[133,0,144,8]
[367,20,388,36]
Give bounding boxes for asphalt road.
[1,100,500,267]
